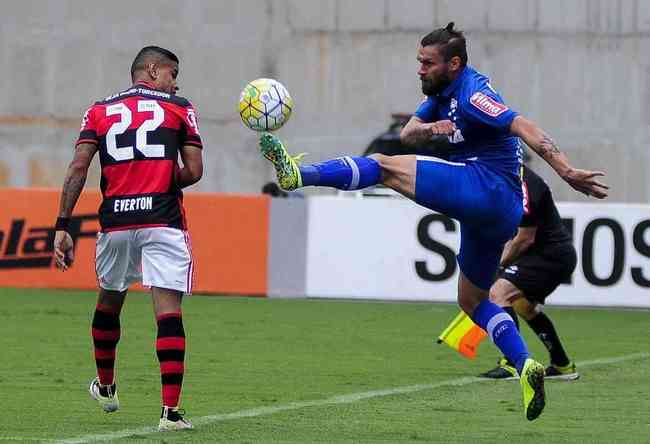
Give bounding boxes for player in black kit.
[481,164,579,380]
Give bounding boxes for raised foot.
[259,133,303,191]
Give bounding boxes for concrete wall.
[1,0,648,202]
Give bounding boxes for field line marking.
[577,352,650,367]
[51,351,650,444]
[0,439,51,442]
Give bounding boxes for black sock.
[526,312,570,367]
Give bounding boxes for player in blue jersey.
[258,22,608,421]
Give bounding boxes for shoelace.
[98,382,116,398]
[262,133,307,165]
[292,152,307,164]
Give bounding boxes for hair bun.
[446,22,455,32]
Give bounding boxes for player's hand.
[54,230,74,271]
[428,120,456,136]
[561,168,609,199]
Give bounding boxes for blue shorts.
[414,157,523,290]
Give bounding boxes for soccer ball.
[238,78,293,132]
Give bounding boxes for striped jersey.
[77,81,202,232]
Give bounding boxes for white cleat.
[89,377,119,413]
[159,406,194,432]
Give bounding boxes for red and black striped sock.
[156,312,185,408]
[92,303,121,386]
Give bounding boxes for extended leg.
[259,133,417,195]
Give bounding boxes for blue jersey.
[414,65,522,190]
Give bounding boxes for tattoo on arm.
[59,170,88,217]
[58,144,96,217]
[535,134,561,161]
[402,123,433,146]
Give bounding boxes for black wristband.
[55,217,70,231]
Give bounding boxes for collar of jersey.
[438,65,470,99]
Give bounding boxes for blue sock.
[472,299,529,373]
[299,157,381,190]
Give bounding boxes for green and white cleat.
[159,406,194,432]
[89,377,119,413]
[259,133,303,191]
[520,358,546,421]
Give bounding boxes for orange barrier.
[0,189,269,295]
[183,193,269,295]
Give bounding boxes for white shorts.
[95,227,194,294]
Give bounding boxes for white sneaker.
[89,377,119,413]
[159,406,194,431]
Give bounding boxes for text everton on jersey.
[113,196,154,213]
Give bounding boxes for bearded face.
[417,45,453,96]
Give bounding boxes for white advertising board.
[305,197,650,307]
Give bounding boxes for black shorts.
[498,244,577,304]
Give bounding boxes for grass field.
[1,288,649,443]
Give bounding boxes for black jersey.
[521,166,571,252]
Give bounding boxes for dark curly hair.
[420,22,467,66]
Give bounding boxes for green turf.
[1,288,649,443]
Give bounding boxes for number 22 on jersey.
[105,100,165,161]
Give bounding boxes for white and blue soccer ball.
[238,78,293,132]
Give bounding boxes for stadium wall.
[1,1,649,202]
[1,188,648,307]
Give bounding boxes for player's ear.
[148,63,158,80]
[448,56,462,72]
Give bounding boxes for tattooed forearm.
[534,134,562,161]
[58,168,87,217]
[401,124,434,147]
[57,143,96,218]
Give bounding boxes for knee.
[368,153,387,164]
[488,286,509,307]
[98,289,127,308]
[513,299,539,321]
[369,153,407,173]
[489,278,522,308]
[365,154,387,179]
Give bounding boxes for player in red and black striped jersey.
[77,68,202,231]
[53,46,201,431]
